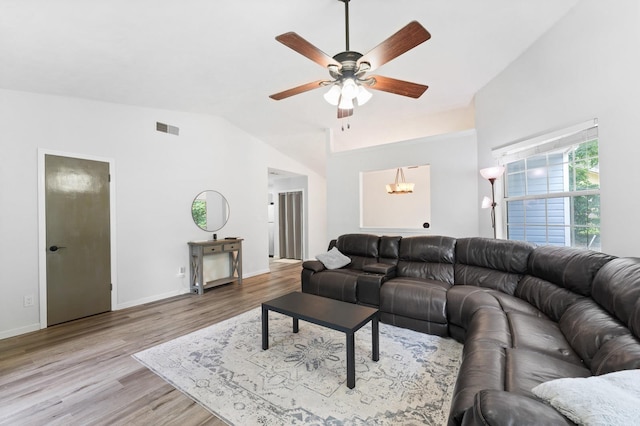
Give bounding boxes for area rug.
[133,307,463,425]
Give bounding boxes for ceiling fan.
[269,0,431,121]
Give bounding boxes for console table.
[188,239,243,295]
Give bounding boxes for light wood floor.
[0,261,302,426]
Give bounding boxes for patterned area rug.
[133,307,462,425]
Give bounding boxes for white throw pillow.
[316,247,351,269]
[531,369,640,426]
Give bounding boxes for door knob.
[49,245,66,252]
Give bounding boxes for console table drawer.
[223,243,239,251]
[205,246,223,253]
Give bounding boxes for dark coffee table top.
[262,292,378,333]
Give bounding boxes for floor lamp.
[480,166,505,239]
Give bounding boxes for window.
[496,121,600,250]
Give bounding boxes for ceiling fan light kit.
[270,0,431,125]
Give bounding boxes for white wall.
[327,130,478,240]
[475,0,640,256]
[0,88,325,339]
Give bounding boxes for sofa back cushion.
[559,298,630,369]
[397,235,456,284]
[515,245,615,321]
[454,237,535,295]
[591,257,640,336]
[335,233,380,270]
[379,236,401,266]
[587,257,640,374]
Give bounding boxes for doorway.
[278,191,303,260]
[267,168,307,265]
[38,151,115,327]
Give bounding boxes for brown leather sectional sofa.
[301,234,640,425]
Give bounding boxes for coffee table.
[261,292,379,389]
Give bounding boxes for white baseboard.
[114,289,187,310]
[0,323,41,340]
[243,268,271,279]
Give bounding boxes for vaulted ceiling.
[0,0,579,174]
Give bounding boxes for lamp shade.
[481,196,492,209]
[323,85,341,106]
[356,86,372,105]
[341,78,358,99]
[480,166,505,180]
[338,95,354,110]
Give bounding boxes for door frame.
[37,148,118,329]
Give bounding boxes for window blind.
[492,119,598,163]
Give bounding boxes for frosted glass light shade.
[338,95,354,110]
[341,78,358,99]
[481,196,492,209]
[356,86,372,105]
[480,166,505,180]
[323,85,341,106]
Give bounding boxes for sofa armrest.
[363,262,397,276]
[302,260,326,273]
[460,390,574,426]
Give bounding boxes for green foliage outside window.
[568,140,599,248]
[192,200,207,229]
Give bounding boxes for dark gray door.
[45,154,111,326]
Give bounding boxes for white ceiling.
[0,0,579,174]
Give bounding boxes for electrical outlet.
[176,266,186,278]
[23,294,34,307]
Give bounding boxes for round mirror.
[191,190,230,232]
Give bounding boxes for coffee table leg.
[261,305,269,350]
[372,316,379,362]
[346,332,355,389]
[293,317,299,333]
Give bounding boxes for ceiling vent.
[156,122,179,135]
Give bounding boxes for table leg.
[346,332,355,389]
[372,315,379,362]
[262,306,269,350]
[293,317,299,333]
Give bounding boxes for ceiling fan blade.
[276,32,341,69]
[269,80,327,101]
[337,107,353,119]
[358,21,431,72]
[368,75,428,98]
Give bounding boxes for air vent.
[156,122,179,135]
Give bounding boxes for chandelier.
[386,168,415,194]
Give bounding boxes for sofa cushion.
[505,348,591,396]
[590,334,640,375]
[559,298,630,369]
[447,286,545,335]
[515,275,583,322]
[380,277,449,324]
[455,237,535,294]
[315,247,351,270]
[301,269,359,303]
[591,257,640,336]
[379,235,401,265]
[508,312,582,365]
[335,233,380,270]
[526,245,615,297]
[397,235,456,284]
[461,390,574,426]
